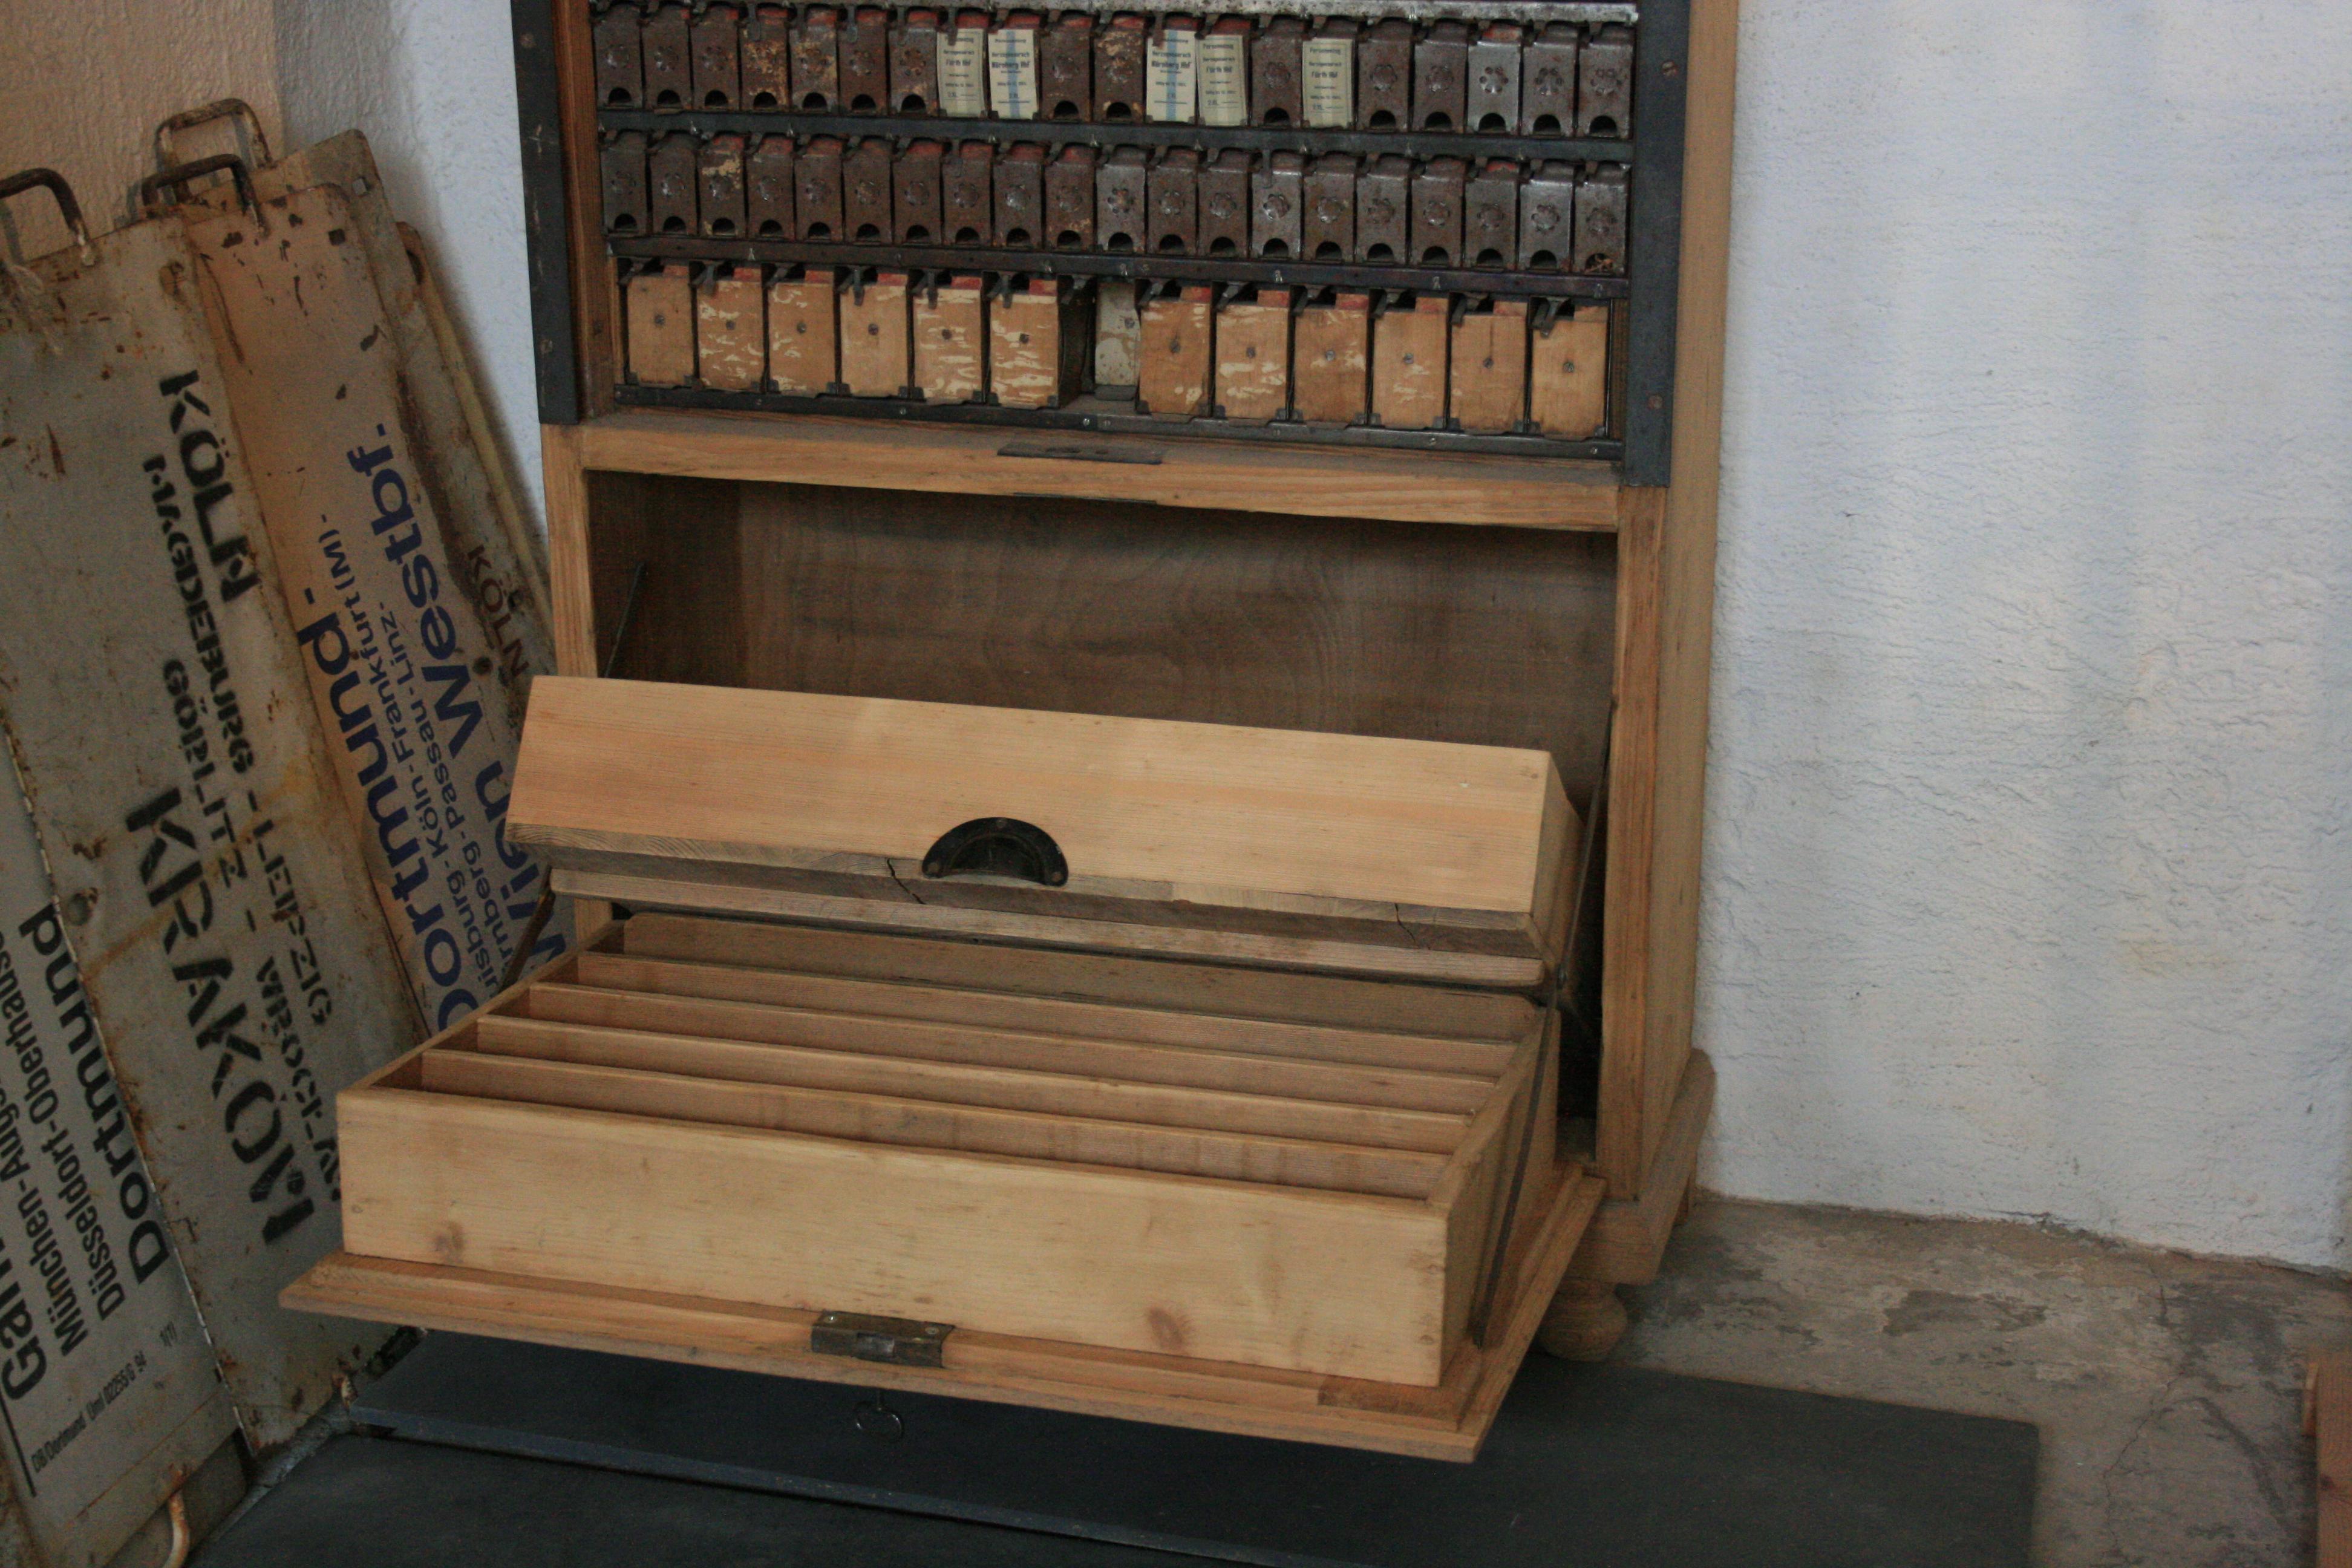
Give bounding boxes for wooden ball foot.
[1537,1279,1628,1362]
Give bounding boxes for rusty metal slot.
[1573,162,1628,275]
[601,129,650,235]
[1355,19,1411,131]
[697,132,749,238]
[1096,12,1148,120]
[1302,151,1355,263]
[1041,13,1094,120]
[1521,22,1578,136]
[1413,22,1469,132]
[895,139,945,243]
[891,8,942,113]
[1199,148,1252,258]
[1518,158,1573,270]
[795,134,846,239]
[641,2,693,110]
[1097,145,1149,252]
[691,3,743,110]
[1251,149,1304,260]
[1410,155,1465,267]
[1464,157,1520,269]
[843,137,894,241]
[594,2,647,109]
[1578,24,1634,139]
[792,7,843,110]
[942,140,993,243]
[994,142,1047,248]
[647,131,699,234]
[1147,145,1199,254]
[1045,143,1098,249]
[841,7,892,113]
[742,4,794,109]
[1467,24,1522,135]
[1252,16,1305,126]
[746,134,796,239]
[1354,152,1410,264]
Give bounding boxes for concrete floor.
[1616,1198,2352,1567]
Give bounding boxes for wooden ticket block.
[1045,143,1097,248]
[1040,13,1093,119]
[641,1,693,109]
[625,263,696,387]
[796,136,845,238]
[1355,18,1411,130]
[993,142,1046,247]
[840,272,913,397]
[1304,151,1355,261]
[1292,290,1370,426]
[593,2,646,108]
[890,8,941,112]
[647,131,697,234]
[1148,145,1198,254]
[746,134,795,238]
[601,129,648,235]
[841,7,892,111]
[1449,299,1527,434]
[1252,16,1305,125]
[1356,153,1410,263]
[1465,158,1521,269]
[1094,11,1146,119]
[1137,284,1212,418]
[1371,295,1448,430]
[1414,21,1469,131]
[1098,146,1148,252]
[1521,23,1578,134]
[1529,303,1609,439]
[767,266,840,393]
[696,265,768,393]
[698,133,748,238]
[990,277,1086,408]
[1303,19,1353,128]
[1215,286,1292,425]
[1094,279,1142,388]
[942,140,993,242]
[913,275,986,405]
[843,137,893,241]
[691,2,743,109]
[791,6,841,109]
[894,139,944,243]
[741,4,794,108]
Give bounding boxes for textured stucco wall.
[1699,1,2352,1269]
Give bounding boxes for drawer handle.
[921,817,1068,887]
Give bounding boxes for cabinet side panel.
[340,1089,1450,1383]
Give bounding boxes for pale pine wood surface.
[509,675,1566,921]
[572,408,1622,531]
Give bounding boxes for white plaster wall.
[1699,1,2352,1270]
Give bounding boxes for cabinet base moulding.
[286,1163,1602,1463]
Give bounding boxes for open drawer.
[288,678,1603,1457]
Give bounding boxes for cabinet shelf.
[563,407,1626,531]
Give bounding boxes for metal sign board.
[0,756,234,1568]
[0,214,420,1449]
[183,179,569,1030]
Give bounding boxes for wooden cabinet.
[287,0,1739,1462]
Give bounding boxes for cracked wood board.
[180,180,570,1034]
[0,751,235,1568]
[0,214,420,1449]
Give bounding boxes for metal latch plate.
[811,1311,955,1368]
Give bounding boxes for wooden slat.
[572,408,1622,532]
[509,675,1564,922]
[466,1013,1472,1151]
[339,1087,1452,1383]
[572,952,1518,1074]
[422,1049,1446,1197]
[2315,1352,2352,1568]
[523,981,1496,1111]
[570,869,1552,989]
[1572,1050,1713,1286]
[284,1165,1603,1460]
[619,912,1540,1040]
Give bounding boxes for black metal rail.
[598,108,1633,167]
[612,234,1629,301]
[617,384,1624,462]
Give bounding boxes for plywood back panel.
[728,483,1617,811]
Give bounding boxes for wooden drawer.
[338,914,1555,1387]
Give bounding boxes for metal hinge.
[811,1311,955,1368]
